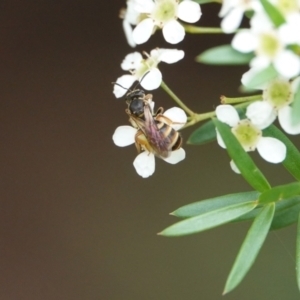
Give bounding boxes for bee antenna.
[111,82,130,91]
[133,71,150,90]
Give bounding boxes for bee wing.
[143,104,172,158]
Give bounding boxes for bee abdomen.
[157,122,182,151]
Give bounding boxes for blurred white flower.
[132,0,202,44]
[112,104,187,178]
[113,48,184,98]
[232,11,300,79]
[246,77,300,134]
[219,0,262,33]
[216,104,286,170]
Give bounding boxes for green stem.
[183,25,225,34]
[183,111,216,129]
[221,94,262,104]
[160,81,195,117]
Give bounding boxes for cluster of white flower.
[113,0,300,177]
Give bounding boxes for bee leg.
[155,115,184,127]
[135,130,153,154]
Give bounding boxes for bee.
[125,89,183,159]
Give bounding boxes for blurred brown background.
[0,1,299,299]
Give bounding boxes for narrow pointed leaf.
[260,0,286,27]
[245,64,278,89]
[259,182,300,204]
[224,203,275,294]
[159,202,257,237]
[263,125,300,181]
[173,191,259,218]
[196,45,254,65]
[214,118,271,192]
[296,213,300,291]
[271,202,300,230]
[187,120,216,145]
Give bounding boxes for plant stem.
[221,94,262,104]
[183,111,216,129]
[160,81,195,117]
[183,25,225,34]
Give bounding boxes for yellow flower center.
[151,0,178,26]
[257,32,282,58]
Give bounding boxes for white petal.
[232,30,257,53]
[133,0,155,13]
[278,106,300,134]
[132,18,155,44]
[163,107,187,130]
[140,68,162,90]
[112,126,137,147]
[162,20,185,44]
[177,0,201,23]
[122,20,136,48]
[274,50,300,79]
[121,52,143,70]
[291,76,300,93]
[162,148,185,164]
[113,75,136,98]
[221,7,244,33]
[246,101,276,129]
[230,160,241,174]
[150,48,184,64]
[216,129,226,149]
[216,105,240,127]
[133,152,155,178]
[256,137,286,163]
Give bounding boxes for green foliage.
[213,118,271,192]
[244,65,278,89]
[296,213,300,291]
[159,202,257,237]
[187,120,216,145]
[224,203,275,294]
[196,45,254,65]
[260,0,286,27]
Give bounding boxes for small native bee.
[125,89,183,159]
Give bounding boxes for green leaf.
[259,182,300,204]
[172,191,259,218]
[213,118,271,192]
[263,125,300,181]
[196,45,254,65]
[224,203,275,294]
[271,197,300,230]
[159,202,257,237]
[296,213,300,291]
[244,64,278,89]
[292,78,300,126]
[193,0,216,3]
[260,0,286,27]
[187,120,216,145]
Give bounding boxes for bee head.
[126,90,145,117]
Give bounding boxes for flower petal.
[162,148,185,164]
[113,75,136,98]
[132,18,155,44]
[232,30,257,53]
[216,105,240,127]
[133,152,155,178]
[150,48,184,64]
[140,68,162,90]
[230,160,241,174]
[274,50,300,79]
[278,105,300,134]
[163,107,187,130]
[162,20,185,44]
[221,7,244,34]
[122,20,136,48]
[177,0,201,23]
[133,0,155,13]
[246,101,276,129]
[216,129,226,149]
[112,126,137,147]
[121,52,143,70]
[256,137,286,163]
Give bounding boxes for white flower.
[112,104,187,178]
[216,105,286,169]
[246,77,300,134]
[232,11,300,79]
[120,0,143,47]
[113,48,184,98]
[132,0,202,44]
[219,0,262,33]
